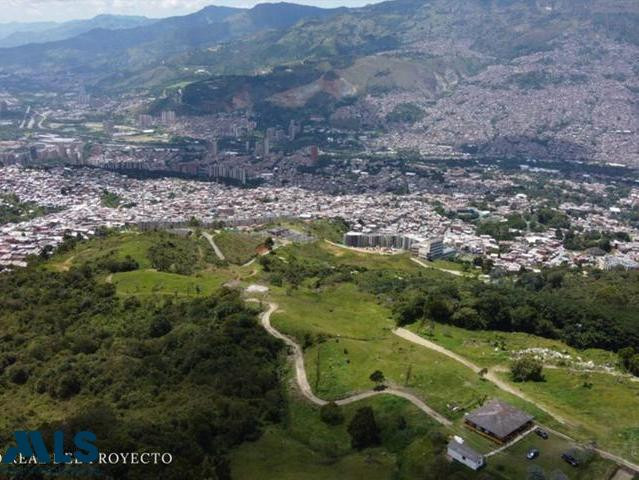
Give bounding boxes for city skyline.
[1,0,380,23]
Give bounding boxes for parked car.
[561,453,579,467]
[535,428,549,439]
[526,448,540,460]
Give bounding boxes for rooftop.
[447,439,484,464]
[465,399,533,439]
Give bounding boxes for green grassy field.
[496,368,639,463]
[403,323,638,463]
[111,269,231,296]
[243,277,619,479]
[270,284,558,430]
[49,231,157,270]
[230,395,404,480]
[48,230,249,298]
[406,323,617,370]
[213,230,266,264]
[288,240,425,273]
[263,218,348,243]
[231,372,465,480]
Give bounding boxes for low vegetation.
[99,189,123,208]
[213,230,267,265]
[511,356,545,382]
[0,192,57,225]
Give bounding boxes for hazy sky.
[2,0,379,23]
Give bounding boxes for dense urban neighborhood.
[2,162,639,274]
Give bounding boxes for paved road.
[202,232,225,260]
[259,302,452,426]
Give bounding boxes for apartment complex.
[343,232,447,260]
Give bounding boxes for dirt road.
[259,302,452,426]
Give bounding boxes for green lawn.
[403,323,638,463]
[488,431,618,480]
[245,279,619,479]
[496,368,639,464]
[112,269,231,296]
[231,429,397,480]
[271,284,558,433]
[406,323,617,370]
[282,241,425,274]
[213,230,266,264]
[49,231,160,270]
[263,218,347,243]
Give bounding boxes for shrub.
[511,355,544,382]
[320,402,344,426]
[54,373,82,399]
[149,317,172,338]
[347,407,381,450]
[628,354,639,377]
[7,365,29,385]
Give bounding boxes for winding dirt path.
[256,301,639,472]
[393,327,570,425]
[259,302,452,427]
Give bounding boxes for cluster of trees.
[0,263,284,479]
[534,207,571,230]
[476,208,571,241]
[562,229,629,252]
[147,232,216,275]
[96,254,139,273]
[385,102,425,124]
[357,267,639,352]
[318,401,477,478]
[618,347,639,377]
[347,407,381,450]
[476,219,517,241]
[259,251,364,290]
[99,189,123,208]
[319,403,382,450]
[0,193,56,225]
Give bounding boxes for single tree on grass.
[264,237,274,250]
[511,355,544,382]
[369,370,385,390]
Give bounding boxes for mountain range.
[1,0,639,165]
[0,15,155,48]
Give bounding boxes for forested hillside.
[0,258,283,479]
